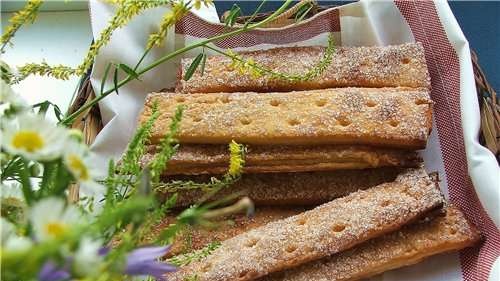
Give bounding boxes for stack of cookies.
[136,43,480,280]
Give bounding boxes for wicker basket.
[68,1,500,184]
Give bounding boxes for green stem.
[244,0,267,28]
[205,32,335,81]
[60,0,293,126]
[38,161,55,196]
[204,44,293,79]
[133,48,152,71]
[19,159,34,205]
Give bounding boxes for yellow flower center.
[45,222,66,238]
[68,154,89,181]
[12,131,44,152]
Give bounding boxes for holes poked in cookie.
[380,199,392,207]
[336,117,351,127]
[270,99,281,107]
[288,119,301,126]
[285,245,298,253]
[449,228,458,235]
[240,117,252,125]
[415,99,429,105]
[201,263,212,273]
[315,99,327,107]
[296,217,307,226]
[388,120,399,127]
[358,61,370,72]
[401,57,411,64]
[332,223,347,233]
[365,100,377,107]
[195,97,217,104]
[244,237,259,247]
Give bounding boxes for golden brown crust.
[176,43,431,93]
[166,168,444,281]
[157,168,403,207]
[141,144,420,175]
[260,206,480,281]
[140,88,433,148]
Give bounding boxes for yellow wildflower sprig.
[206,33,336,82]
[149,105,185,183]
[1,0,43,53]
[76,0,170,75]
[146,0,214,49]
[226,50,263,78]
[228,140,245,177]
[193,0,213,10]
[154,140,246,193]
[15,62,76,82]
[12,0,169,82]
[147,1,189,49]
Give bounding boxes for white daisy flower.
[0,80,29,117]
[63,141,105,196]
[1,218,33,253]
[29,197,84,241]
[0,182,24,203]
[0,182,26,222]
[1,217,15,244]
[73,237,104,277]
[1,113,69,161]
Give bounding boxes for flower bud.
[68,128,84,143]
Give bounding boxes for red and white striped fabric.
[394,2,500,280]
[174,1,500,280]
[175,8,340,48]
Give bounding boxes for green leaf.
[183,53,204,81]
[244,0,267,28]
[295,2,314,23]
[52,103,63,121]
[118,63,141,81]
[34,101,50,116]
[113,66,119,96]
[32,101,63,121]
[100,62,113,95]
[224,4,241,27]
[0,156,23,182]
[200,52,207,76]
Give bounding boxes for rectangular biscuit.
[260,206,480,281]
[140,87,433,148]
[166,168,444,281]
[142,144,420,175]
[176,43,430,93]
[150,207,305,257]
[158,168,403,207]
